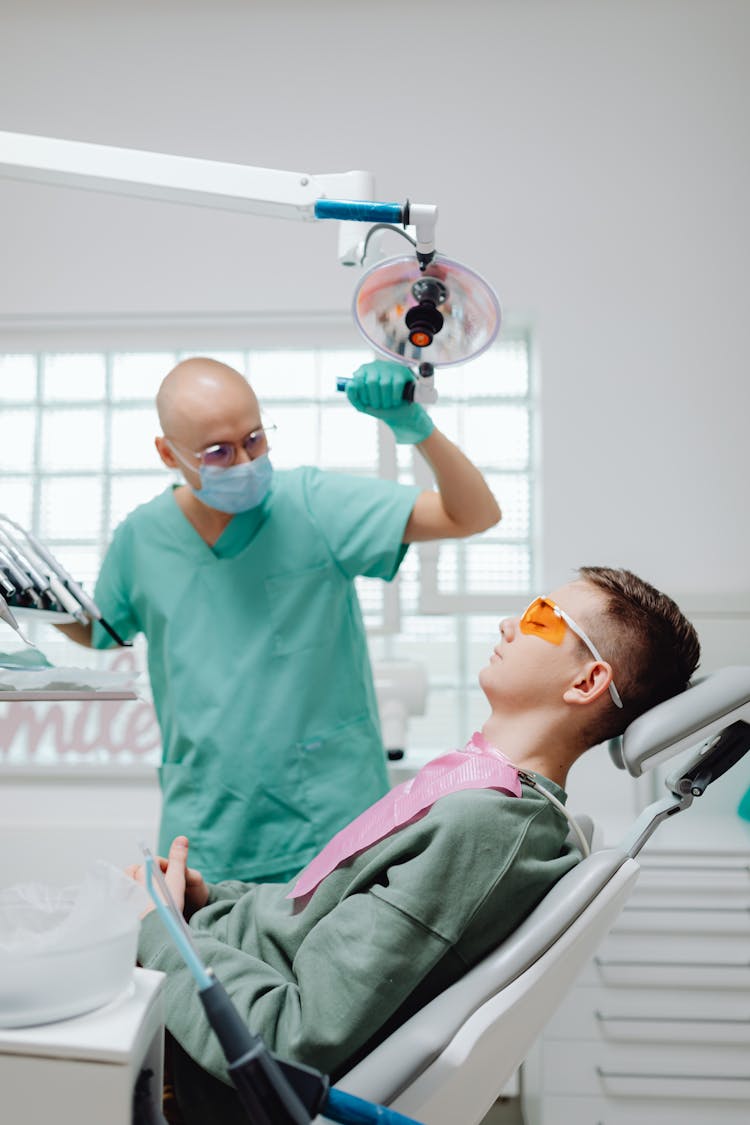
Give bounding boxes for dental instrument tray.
[0,663,139,701]
[0,515,131,646]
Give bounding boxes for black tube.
[100,617,133,647]
[199,977,326,1123]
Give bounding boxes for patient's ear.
[564,661,613,706]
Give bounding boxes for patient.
[127,566,700,1123]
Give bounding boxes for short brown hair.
[577,566,701,743]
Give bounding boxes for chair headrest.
[610,665,750,777]
[566,813,594,852]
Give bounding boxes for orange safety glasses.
[519,596,623,709]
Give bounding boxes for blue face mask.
[191,454,273,514]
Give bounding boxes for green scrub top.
[92,467,421,883]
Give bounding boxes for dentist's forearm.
[416,428,502,534]
[54,620,94,647]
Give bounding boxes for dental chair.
[321,666,750,1125]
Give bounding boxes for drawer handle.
[625,905,750,914]
[595,1011,750,1025]
[596,1067,750,1082]
[594,956,750,968]
[642,863,750,874]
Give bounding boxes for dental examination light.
[141,847,423,1125]
[0,515,132,645]
[0,131,502,406]
[315,200,502,406]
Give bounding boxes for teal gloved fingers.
[345,359,434,445]
[346,359,410,413]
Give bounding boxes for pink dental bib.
[288,731,521,899]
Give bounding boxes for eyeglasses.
[168,425,276,469]
[519,596,623,709]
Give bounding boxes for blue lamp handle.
[315,199,404,224]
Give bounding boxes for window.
[0,324,535,763]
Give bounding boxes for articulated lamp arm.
[0,129,408,267]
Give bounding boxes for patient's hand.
[125,836,210,919]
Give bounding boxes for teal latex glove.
[345,360,434,445]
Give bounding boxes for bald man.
[60,356,501,883]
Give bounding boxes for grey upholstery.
[338,845,625,1105]
[567,812,594,851]
[611,665,750,776]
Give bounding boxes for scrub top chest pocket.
[265,562,347,657]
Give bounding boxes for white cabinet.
[0,968,164,1125]
[522,820,750,1124]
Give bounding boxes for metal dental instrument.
[0,592,33,645]
[0,529,59,610]
[0,548,43,607]
[0,566,17,600]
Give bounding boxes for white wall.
[1,0,748,597]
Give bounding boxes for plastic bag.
[0,645,52,671]
[0,862,148,953]
[0,862,149,1027]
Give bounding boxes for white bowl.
[0,924,139,1028]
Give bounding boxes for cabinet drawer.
[600,930,749,960]
[615,905,750,935]
[580,959,750,990]
[541,1039,750,1098]
[578,928,750,988]
[526,1093,750,1125]
[545,984,750,1043]
[635,860,750,903]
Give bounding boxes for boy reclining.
[127,566,700,1123]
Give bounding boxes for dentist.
[60,355,501,883]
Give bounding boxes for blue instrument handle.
[315,200,404,224]
[324,1085,423,1123]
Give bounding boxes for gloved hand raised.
[345,360,435,445]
